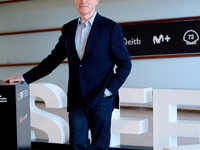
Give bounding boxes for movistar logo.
[153,34,171,44]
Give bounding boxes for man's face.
[75,0,99,17]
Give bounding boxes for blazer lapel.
[82,13,105,60]
[69,18,80,61]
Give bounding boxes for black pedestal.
[0,80,31,150]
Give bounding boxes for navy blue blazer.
[23,13,132,111]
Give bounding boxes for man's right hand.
[3,76,23,83]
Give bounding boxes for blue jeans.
[69,96,115,150]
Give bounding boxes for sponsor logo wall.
[121,19,200,57]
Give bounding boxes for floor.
[31,103,200,148]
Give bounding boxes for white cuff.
[104,88,113,97]
[21,75,25,82]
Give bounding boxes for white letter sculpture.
[110,87,152,147]
[30,83,69,144]
[153,89,200,150]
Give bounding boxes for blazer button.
[79,64,83,67]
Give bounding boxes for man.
[4,0,132,149]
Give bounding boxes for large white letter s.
[30,83,69,144]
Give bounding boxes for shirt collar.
[78,12,97,26]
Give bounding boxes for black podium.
[0,80,31,150]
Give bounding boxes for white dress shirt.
[75,12,96,60]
